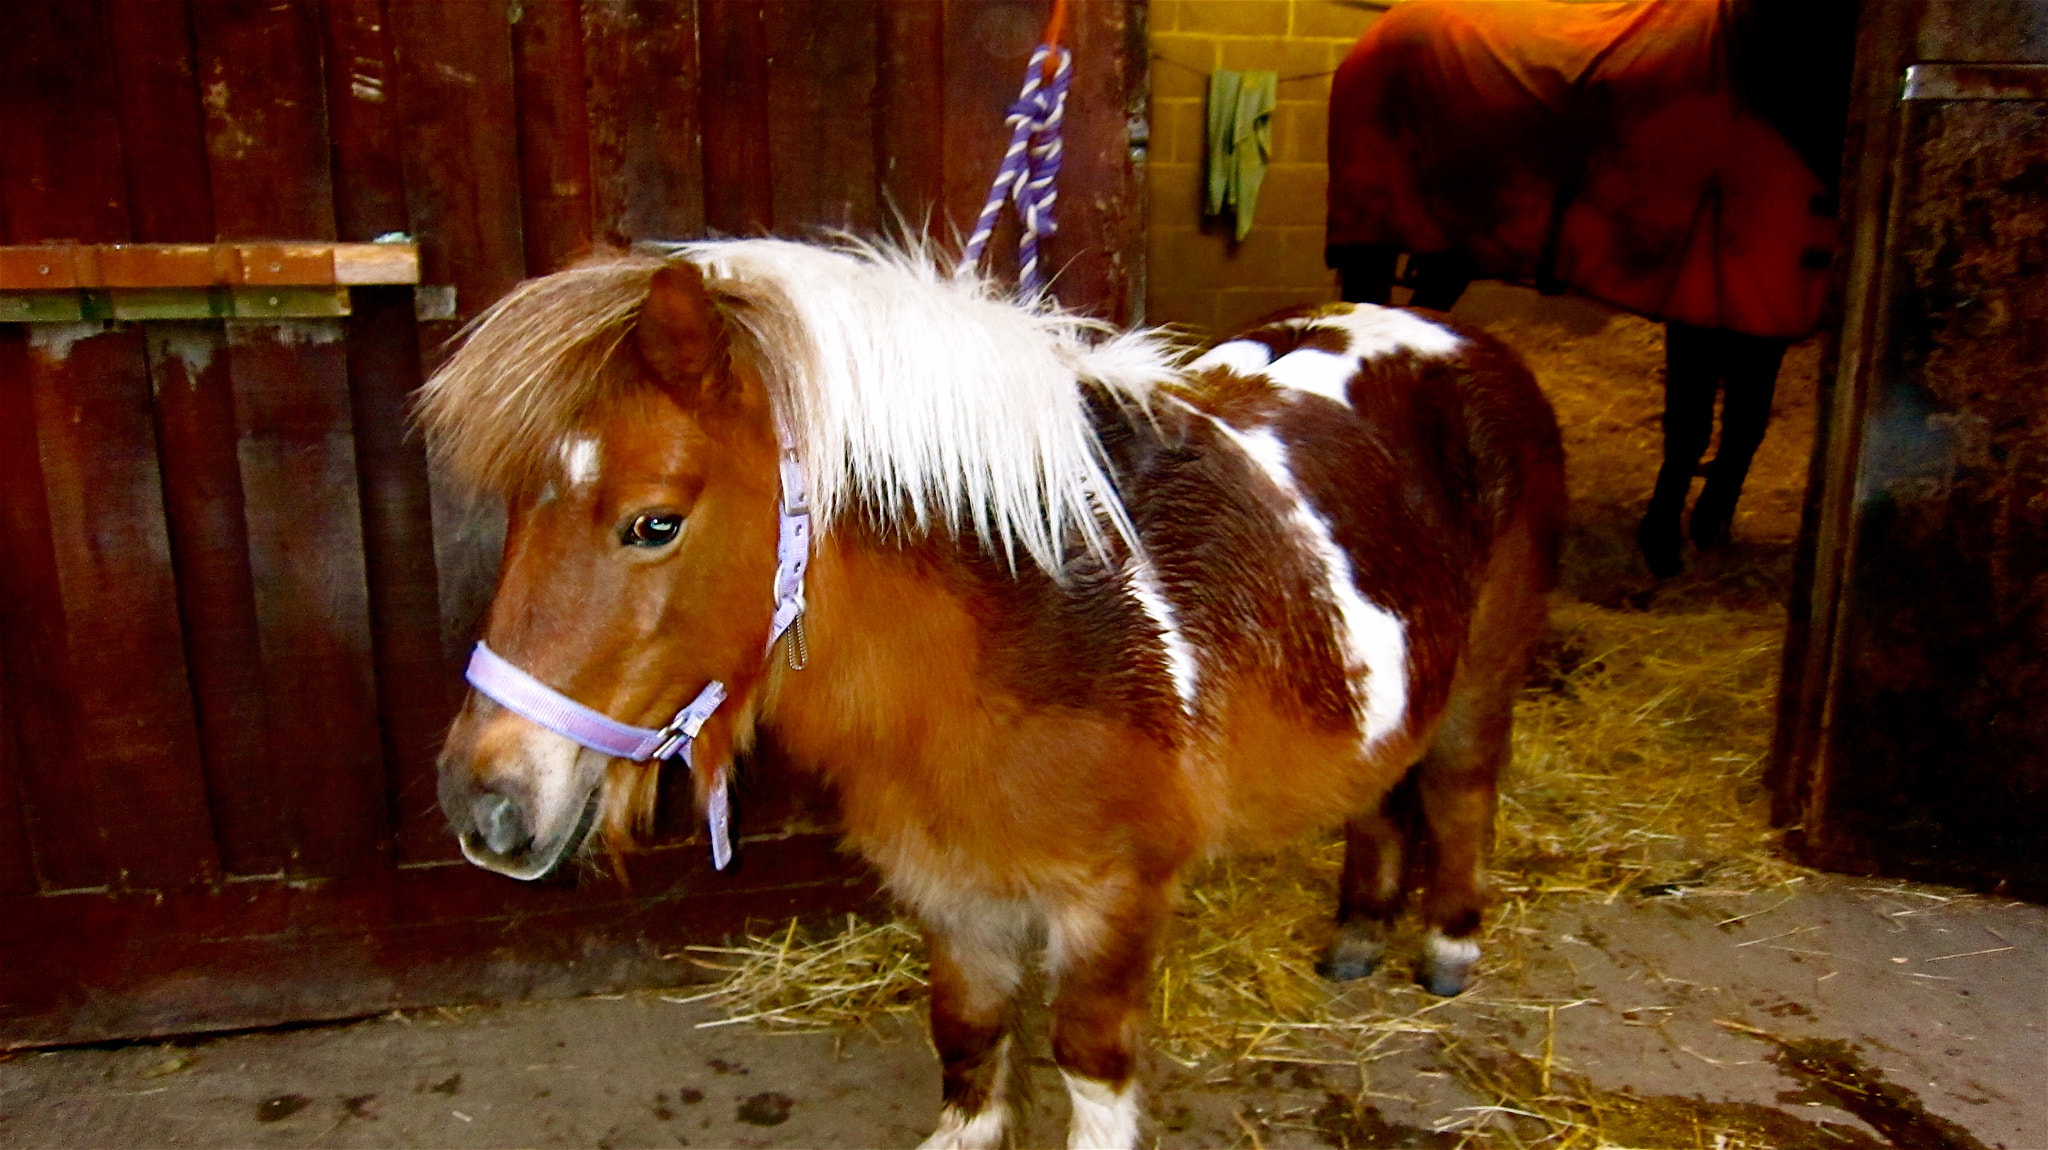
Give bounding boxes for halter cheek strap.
[462,448,813,871]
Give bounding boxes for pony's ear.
[636,261,724,396]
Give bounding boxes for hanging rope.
[959,37,1074,294]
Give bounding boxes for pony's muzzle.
[470,792,530,857]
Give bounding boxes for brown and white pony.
[422,240,1564,1149]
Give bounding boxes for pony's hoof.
[1419,934,1479,996]
[1316,954,1379,982]
[1319,925,1387,982]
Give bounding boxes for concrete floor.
[3,876,2041,1149]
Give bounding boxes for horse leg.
[919,907,1031,1150]
[1414,502,1552,996]
[1689,333,1786,549]
[1318,775,1418,981]
[1330,243,1399,305]
[1046,882,1172,1150]
[1639,320,1722,578]
[1405,250,1473,312]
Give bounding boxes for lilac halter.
[463,450,813,869]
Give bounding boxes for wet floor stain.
[1766,1034,1993,1150]
[254,1094,309,1123]
[737,1091,794,1126]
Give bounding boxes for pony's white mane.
[682,238,1182,571]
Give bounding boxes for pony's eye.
[621,512,683,548]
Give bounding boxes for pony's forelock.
[419,238,1190,574]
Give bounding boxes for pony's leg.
[1330,243,1399,305]
[1405,251,1473,312]
[1639,321,1722,578]
[1318,776,1417,980]
[1046,884,1171,1150]
[1689,333,1786,549]
[919,910,1029,1150]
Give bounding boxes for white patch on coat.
[1062,1072,1141,1150]
[1212,422,1410,746]
[561,435,602,487]
[1425,931,1482,969]
[1312,303,1464,361]
[1127,551,1199,713]
[921,1102,1011,1150]
[1189,338,1274,376]
[1263,347,1359,406]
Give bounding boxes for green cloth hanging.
[1205,69,1278,241]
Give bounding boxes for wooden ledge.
[0,242,420,290]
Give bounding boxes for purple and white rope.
[959,44,1074,294]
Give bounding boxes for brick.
[1149,98,1209,166]
[1216,282,1338,333]
[1269,102,1328,163]
[1246,164,1328,227]
[1145,289,1220,335]
[1149,0,1181,33]
[1218,37,1328,81]
[1292,0,1383,42]
[1148,158,1208,229]
[1178,0,1290,37]
[1151,33,1219,99]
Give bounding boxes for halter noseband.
[463,449,812,870]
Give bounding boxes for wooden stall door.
[0,0,1145,1049]
[1771,0,2048,898]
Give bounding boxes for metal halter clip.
[650,680,729,762]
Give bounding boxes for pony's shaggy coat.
[427,241,1564,1150]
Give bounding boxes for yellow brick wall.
[1146,0,1382,339]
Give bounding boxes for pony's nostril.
[473,793,527,856]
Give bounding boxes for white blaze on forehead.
[1062,1073,1141,1150]
[1189,338,1273,375]
[1213,421,1410,747]
[561,434,602,487]
[1127,552,1199,714]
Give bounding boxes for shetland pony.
[423,240,1563,1150]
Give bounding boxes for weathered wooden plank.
[194,0,390,879]
[190,0,336,241]
[224,319,390,877]
[108,0,214,243]
[511,0,598,271]
[583,0,706,243]
[943,0,1041,285]
[1044,0,1142,322]
[0,330,104,893]
[147,326,285,877]
[0,1,133,243]
[875,0,947,236]
[385,1,522,665]
[326,4,464,865]
[765,0,880,234]
[0,668,35,897]
[29,325,220,891]
[699,0,773,235]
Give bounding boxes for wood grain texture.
[512,0,598,271]
[189,0,336,241]
[148,326,284,877]
[875,0,947,236]
[0,1,133,243]
[27,324,219,891]
[0,670,34,897]
[0,329,103,893]
[385,1,522,665]
[322,0,413,243]
[766,0,880,235]
[107,0,214,243]
[583,0,707,244]
[1043,0,1142,323]
[698,0,773,235]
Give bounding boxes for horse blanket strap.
[460,448,813,871]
